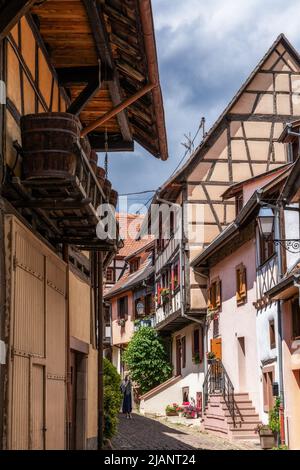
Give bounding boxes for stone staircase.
[203,393,261,442]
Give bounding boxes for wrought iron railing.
[203,360,243,427]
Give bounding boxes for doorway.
[176,336,182,376]
[70,350,87,450]
[237,337,246,391]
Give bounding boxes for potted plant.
[183,398,200,419]
[255,424,276,450]
[161,288,170,304]
[165,403,180,416]
[206,351,216,364]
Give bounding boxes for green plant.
[272,445,288,450]
[255,424,271,434]
[103,358,122,440]
[206,351,216,360]
[166,403,182,414]
[123,326,172,395]
[269,397,281,434]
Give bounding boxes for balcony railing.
[156,236,180,274]
[256,254,278,302]
[156,289,181,325]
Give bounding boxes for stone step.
[224,408,259,418]
[222,402,253,411]
[204,424,229,437]
[231,433,260,442]
[229,421,261,431]
[227,415,261,424]
[204,416,228,431]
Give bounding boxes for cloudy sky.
[100,0,300,210]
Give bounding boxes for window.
[235,192,243,216]
[117,296,128,320]
[263,366,275,412]
[182,336,186,369]
[269,320,276,349]
[129,258,140,273]
[145,294,154,316]
[208,278,222,311]
[192,327,203,364]
[236,264,247,305]
[182,387,189,403]
[291,298,300,339]
[106,267,114,283]
[259,230,275,265]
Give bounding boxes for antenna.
[181,132,194,155]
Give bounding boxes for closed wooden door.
[7,217,66,450]
[211,338,222,360]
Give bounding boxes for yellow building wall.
[87,347,98,441]
[69,271,91,344]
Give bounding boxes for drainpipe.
[274,208,286,445]
[97,251,104,450]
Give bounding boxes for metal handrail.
[203,359,243,427]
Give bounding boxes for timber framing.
[0,0,36,41]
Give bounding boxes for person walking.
[121,375,132,419]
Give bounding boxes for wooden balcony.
[3,113,119,251]
[255,254,278,307]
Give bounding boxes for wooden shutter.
[207,286,212,309]
[157,282,161,305]
[199,326,204,363]
[216,279,222,309]
[171,266,175,291]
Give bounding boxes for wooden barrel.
[89,150,98,174]
[21,112,81,179]
[109,189,118,208]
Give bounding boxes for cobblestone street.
[112,414,258,451]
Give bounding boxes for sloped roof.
[155,34,300,201]
[116,213,153,258]
[104,254,154,299]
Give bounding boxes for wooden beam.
[67,74,101,116]
[89,133,134,152]
[14,198,92,210]
[81,83,155,137]
[57,66,113,86]
[0,0,36,40]
[83,0,132,141]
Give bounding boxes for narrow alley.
[111,414,258,451]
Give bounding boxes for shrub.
[123,326,172,395]
[103,358,122,440]
[269,397,281,434]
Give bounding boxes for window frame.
[236,263,247,306]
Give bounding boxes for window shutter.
[207,286,212,309]
[171,266,175,291]
[157,283,161,305]
[199,326,204,363]
[241,266,247,296]
[216,279,222,309]
[236,268,241,302]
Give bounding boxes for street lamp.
[136,301,145,317]
[257,206,275,239]
[257,205,300,253]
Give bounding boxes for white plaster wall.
[140,324,205,416]
[256,303,280,423]
[284,204,300,271]
[208,240,262,416]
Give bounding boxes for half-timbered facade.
[0,0,167,450]
[141,35,300,420]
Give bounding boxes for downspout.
[274,207,286,445]
[97,251,104,450]
[62,244,71,449]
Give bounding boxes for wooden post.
[97,251,104,449]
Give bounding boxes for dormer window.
[235,192,243,216]
[129,258,140,273]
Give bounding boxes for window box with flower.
[206,351,216,364]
